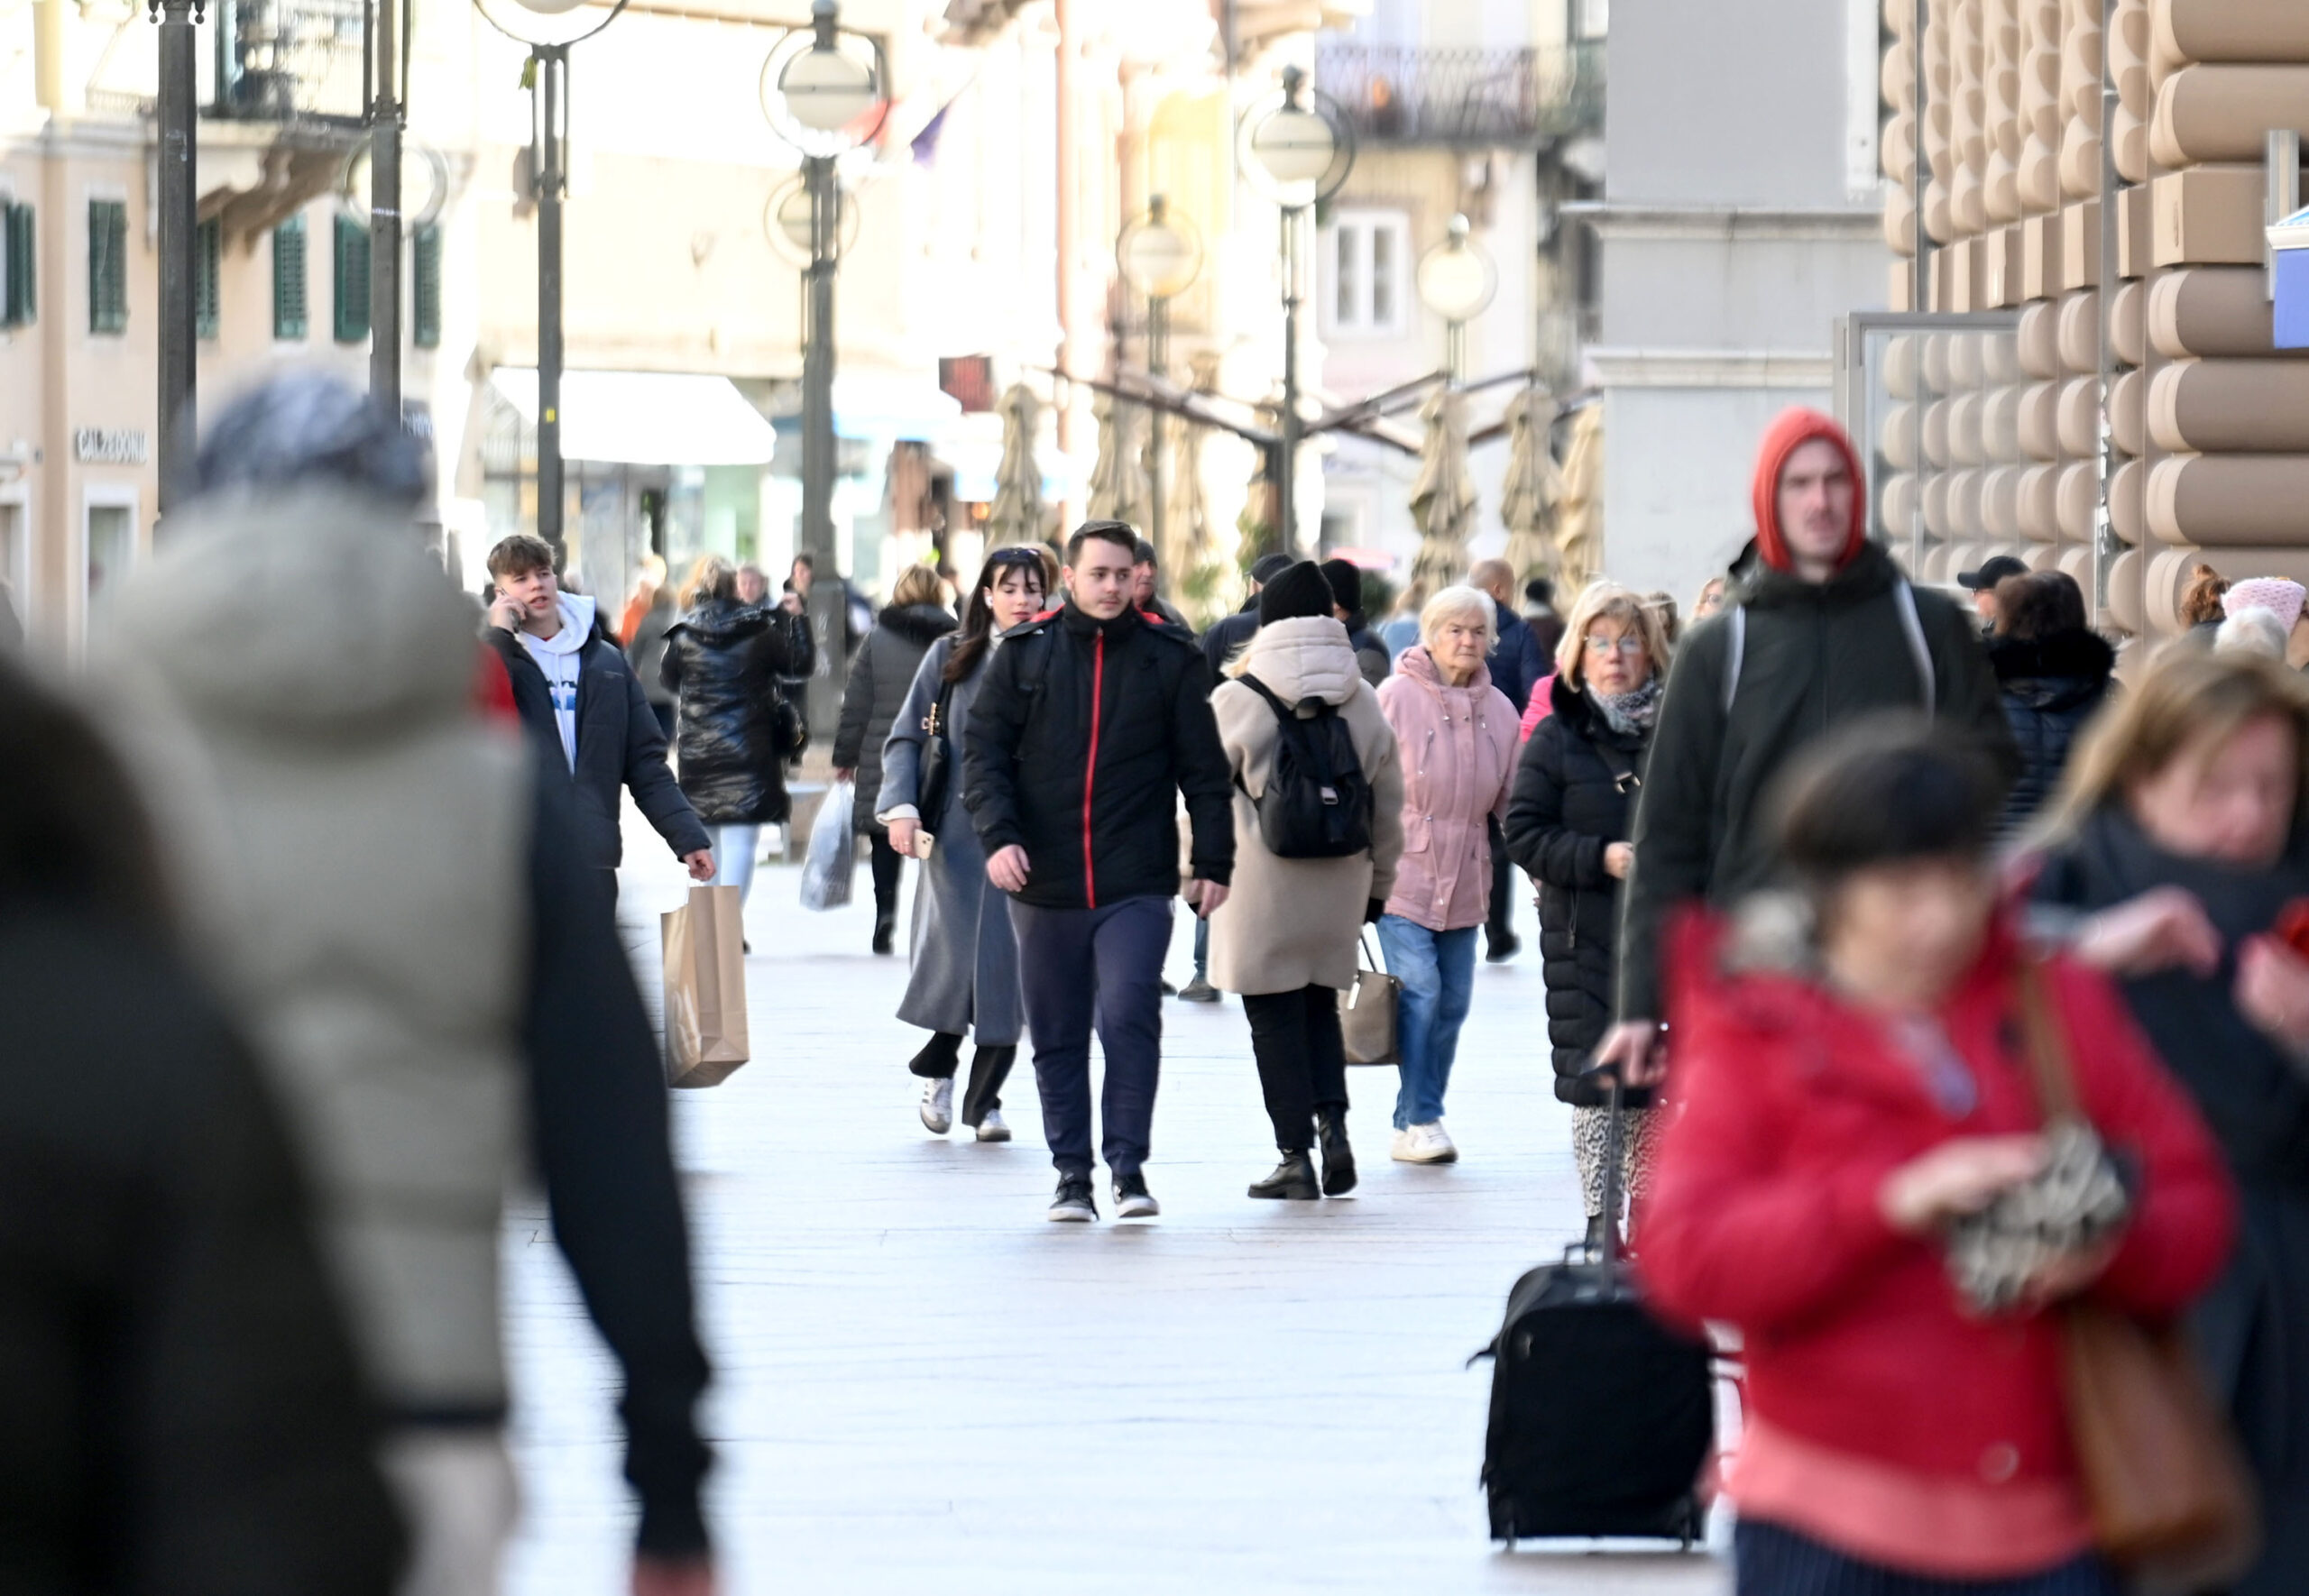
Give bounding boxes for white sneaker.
[1390,1122,1458,1164]
[919,1078,954,1135]
[974,1108,1012,1142]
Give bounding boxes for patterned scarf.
[1587,675,1660,738]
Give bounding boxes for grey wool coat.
[1206,616,1405,995]
[877,633,1023,1045]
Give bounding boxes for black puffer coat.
[659,600,810,826]
[1503,674,1654,1107]
[1988,627,2114,839]
[834,602,959,831]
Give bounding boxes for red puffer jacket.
[1638,910,2235,1490]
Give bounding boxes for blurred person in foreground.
[2028,648,2309,1593]
[1596,408,2014,1086]
[1642,720,2234,1596]
[834,564,960,955]
[1987,571,2113,842]
[483,534,713,894]
[0,652,403,1593]
[93,372,716,1596]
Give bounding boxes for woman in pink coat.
[1375,585,1521,1163]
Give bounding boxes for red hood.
[1752,407,1866,574]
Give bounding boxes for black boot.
[872,915,896,956]
[1583,1214,1621,1259]
[1247,1151,1320,1200]
[1314,1109,1357,1196]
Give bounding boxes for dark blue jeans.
[1011,894,1173,1180]
[1734,1520,2120,1596]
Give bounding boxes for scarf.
[1587,675,1660,738]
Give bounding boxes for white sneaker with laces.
[1390,1121,1458,1164]
[974,1108,1012,1143]
[919,1078,954,1135]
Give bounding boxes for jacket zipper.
[1082,630,1104,907]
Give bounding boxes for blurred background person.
[627,558,683,740]
[1320,556,1390,687]
[1378,579,1429,665]
[878,546,1053,1141]
[1642,591,1681,649]
[2177,562,2230,643]
[1504,582,1670,1255]
[96,373,716,1596]
[1131,537,1191,630]
[1467,560,1541,964]
[0,651,403,1595]
[1207,561,1403,1200]
[1374,584,1518,1164]
[619,553,667,645]
[836,564,961,955]
[2218,609,2291,661]
[1986,571,2113,841]
[734,562,769,607]
[1956,553,2029,633]
[1520,575,1565,663]
[1200,552,1294,678]
[1689,573,1728,623]
[1646,720,2233,1596]
[2220,577,2309,673]
[662,553,811,922]
[2030,648,2309,1593]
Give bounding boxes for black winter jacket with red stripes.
[962,600,1234,910]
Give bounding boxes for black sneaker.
[1177,977,1220,1003]
[1114,1170,1161,1218]
[1048,1176,1098,1223]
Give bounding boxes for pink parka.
[1375,645,1519,931]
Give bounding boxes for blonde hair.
[891,563,944,609]
[1419,584,1497,655]
[2034,647,2309,846]
[679,554,736,611]
[1554,581,1673,689]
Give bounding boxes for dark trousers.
[1012,894,1173,1179]
[868,827,904,926]
[906,1032,1016,1125]
[1486,815,1514,947]
[1734,1520,2119,1596]
[1240,984,1348,1152]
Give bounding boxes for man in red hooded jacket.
[1596,408,2017,1082]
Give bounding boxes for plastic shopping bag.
[799,780,857,911]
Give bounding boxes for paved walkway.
[501,821,1732,1594]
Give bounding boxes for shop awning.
[490,369,778,466]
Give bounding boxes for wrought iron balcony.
[1315,42,1605,148]
[208,0,367,124]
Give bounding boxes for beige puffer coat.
[1207,616,1405,995]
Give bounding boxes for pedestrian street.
[501,808,1734,1595]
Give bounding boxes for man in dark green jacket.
[1598,408,2017,1082]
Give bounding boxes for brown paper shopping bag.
[661,885,750,1087]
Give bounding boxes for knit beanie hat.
[2222,577,2307,634]
[1259,560,1337,625]
[1320,557,1365,619]
[1247,552,1295,587]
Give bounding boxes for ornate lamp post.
[474,0,629,559]
[1415,214,1497,384]
[339,141,449,418]
[1116,194,1202,557]
[1237,64,1354,554]
[761,0,885,730]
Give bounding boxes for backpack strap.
[1591,737,1642,796]
[1891,577,1936,717]
[1721,606,1746,716]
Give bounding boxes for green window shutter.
[194,216,221,340]
[2,203,32,327]
[333,213,370,344]
[88,199,127,335]
[411,223,441,349]
[273,215,308,340]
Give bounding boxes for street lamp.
[761,0,886,732]
[1116,194,1202,560]
[1238,63,1353,554]
[474,0,630,561]
[340,139,450,420]
[763,175,859,268]
[148,0,202,510]
[1415,215,1496,382]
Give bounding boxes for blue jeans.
[707,823,759,905]
[1376,914,1476,1130]
[1735,1519,2119,1595]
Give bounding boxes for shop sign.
[74,427,149,465]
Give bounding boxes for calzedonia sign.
[73,427,149,465]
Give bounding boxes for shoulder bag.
[914,678,958,830]
[1339,932,1402,1067]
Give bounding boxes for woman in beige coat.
[1208,563,1405,1200]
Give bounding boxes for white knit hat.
[2222,577,2307,634]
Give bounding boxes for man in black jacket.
[965,520,1236,1222]
[484,534,714,887]
[1199,551,1294,677]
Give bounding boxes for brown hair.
[679,554,737,612]
[2177,563,2230,628]
[486,533,555,582]
[944,545,1054,684]
[1992,570,2086,641]
[891,564,945,610]
[1553,581,1674,689]
[2034,647,2309,846]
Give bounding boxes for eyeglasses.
[1583,633,1645,656]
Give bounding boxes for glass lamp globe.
[1118,202,1201,299]
[1249,104,1337,186]
[1416,216,1496,323]
[778,43,877,134]
[507,0,586,18]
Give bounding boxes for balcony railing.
[1315,42,1605,148]
[209,0,367,124]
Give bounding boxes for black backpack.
[1237,674,1373,859]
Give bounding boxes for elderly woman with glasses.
[1504,582,1673,1254]
[1374,584,1521,1164]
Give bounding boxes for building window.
[88,199,128,335]
[333,213,370,344]
[194,216,221,340]
[1326,211,1410,337]
[85,500,135,625]
[1,202,32,327]
[274,215,308,340]
[412,223,441,348]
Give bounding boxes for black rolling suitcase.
[1475,1069,1714,1546]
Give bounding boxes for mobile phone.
[2276,900,2309,962]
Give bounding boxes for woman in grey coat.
[877,546,1054,1142]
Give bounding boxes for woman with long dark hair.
[876,545,1055,1140]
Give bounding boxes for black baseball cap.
[1247,553,1294,587]
[1957,555,2028,591]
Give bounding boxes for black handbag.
[915,681,957,824]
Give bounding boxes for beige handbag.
[1339,932,1403,1067]
[661,885,750,1088]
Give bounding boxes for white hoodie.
[518,592,596,771]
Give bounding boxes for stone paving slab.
[501,821,1732,1594]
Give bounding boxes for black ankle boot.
[1247,1151,1320,1200]
[872,916,896,955]
[1584,1214,1621,1259]
[1314,1109,1357,1196]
